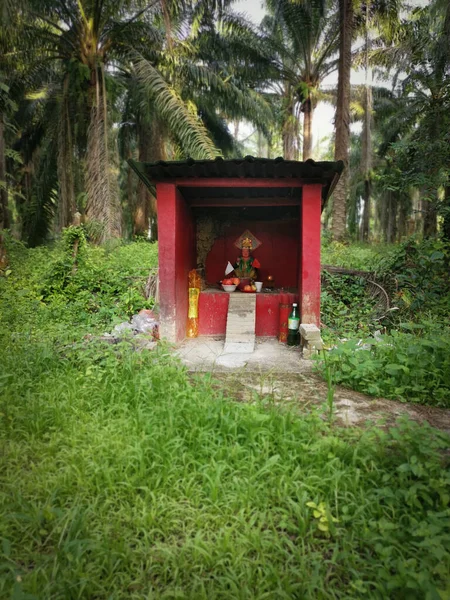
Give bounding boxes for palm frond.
[171,62,273,136]
[132,51,219,159]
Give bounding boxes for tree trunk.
[331,0,353,241]
[257,130,264,158]
[135,118,165,238]
[410,188,421,235]
[282,113,296,160]
[360,180,371,242]
[282,84,298,160]
[422,197,437,238]
[0,113,10,230]
[85,67,121,242]
[302,98,313,161]
[57,78,75,230]
[347,190,359,238]
[443,186,450,242]
[386,191,398,243]
[360,42,372,243]
[233,120,239,141]
[380,193,388,242]
[397,194,410,240]
[126,144,134,239]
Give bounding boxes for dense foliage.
[1,0,449,242]
[321,239,391,271]
[321,271,381,338]
[319,238,450,407]
[326,325,450,407]
[1,233,158,335]
[376,237,450,318]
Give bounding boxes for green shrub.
[375,237,450,318]
[318,322,450,407]
[321,271,382,340]
[0,236,158,336]
[320,238,450,405]
[321,240,391,271]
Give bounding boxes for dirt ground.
[192,371,450,434]
[178,339,450,435]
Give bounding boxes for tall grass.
[1,238,449,598]
[1,338,449,599]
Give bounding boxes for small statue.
[234,236,261,280]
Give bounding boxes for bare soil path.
[201,371,450,434]
[177,339,450,434]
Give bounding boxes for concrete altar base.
[175,338,311,373]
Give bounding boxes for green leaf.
[132,51,220,160]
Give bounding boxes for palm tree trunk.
[360,95,372,241]
[135,119,150,237]
[57,78,75,230]
[347,189,359,237]
[135,118,165,238]
[380,193,388,242]
[233,120,239,141]
[282,116,296,160]
[422,197,437,238]
[386,191,398,243]
[0,113,9,230]
[397,194,409,240]
[331,0,353,240]
[282,84,297,160]
[257,130,264,157]
[360,19,372,243]
[302,98,313,161]
[360,180,371,241]
[443,186,450,242]
[85,67,121,241]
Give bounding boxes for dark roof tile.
[128,156,344,205]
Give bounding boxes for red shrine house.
[129,157,343,343]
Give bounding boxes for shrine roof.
[128,156,344,205]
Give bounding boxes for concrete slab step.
[224,293,256,351]
[223,342,254,354]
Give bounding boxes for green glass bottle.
[287,303,300,346]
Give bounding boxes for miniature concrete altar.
[129,156,343,342]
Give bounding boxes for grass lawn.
[1,238,449,598]
[1,339,449,599]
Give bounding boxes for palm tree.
[16,1,215,240]
[116,8,274,236]
[13,1,273,241]
[330,0,353,241]
[0,10,20,232]
[331,0,403,240]
[0,86,11,231]
[369,1,450,239]
[262,0,339,160]
[360,4,373,242]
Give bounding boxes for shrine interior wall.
[194,206,299,288]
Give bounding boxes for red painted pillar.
[156,183,195,342]
[156,183,177,341]
[299,184,322,325]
